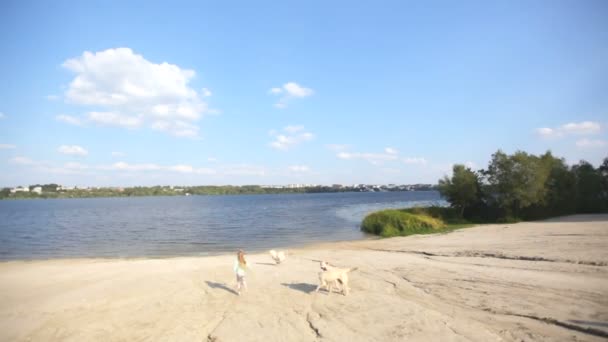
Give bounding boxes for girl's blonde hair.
[237,250,246,266]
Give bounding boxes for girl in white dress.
[234,250,248,295]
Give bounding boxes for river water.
[0,191,445,260]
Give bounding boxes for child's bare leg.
[235,277,241,294]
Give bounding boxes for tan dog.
[269,249,287,264]
[316,261,357,295]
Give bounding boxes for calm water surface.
[0,191,444,260]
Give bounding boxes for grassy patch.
[400,206,469,224]
[361,207,479,238]
[361,209,446,237]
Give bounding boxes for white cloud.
[194,167,217,175]
[576,138,607,148]
[536,127,554,137]
[111,151,126,158]
[168,164,194,173]
[109,162,161,171]
[64,162,89,170]
[56,114,84,126]
[284,125,304,133]
[87,111,142,128]
[58,145,88,156]
[0,144,16,149]
[326,144,350,152]
[403,157,427,165]
[222,164,266,176]
[207,157,217,162]
[381,168,401,174]
[337,151,399,165]
[385,147,398,155]
[288,165,310,172]
[151,119,199,138]
[6,156,281,182]
[201,88,212,97]
[46,95,60,101]
[537,121,601,138]
[561,121,601,135]
[0,112,5,119]
[334,146,402,165]
[269,125,314,151]
[103,161,216,175]
[61,48,209,137]
[464,161,476,169]
[10,156,35,165]
[269,82,314,108]
[283,82,313,97]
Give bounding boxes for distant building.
[10,186,29,193]
[31,186,42,194]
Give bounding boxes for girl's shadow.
[205,281,239,295]
[281,282,317,294]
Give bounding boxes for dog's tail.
[347,267,359,273]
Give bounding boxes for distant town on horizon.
[1,183,437,199]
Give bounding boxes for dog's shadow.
[281,282,317,294]
[205,281,238,295]
[255,262,277,266]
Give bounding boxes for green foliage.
[438,164,480,217]
[573,160,604,213]
[361,209,445,237]
[401,206,469,224]
[441,150,607,222]
[601,158,608,206]
[483,150,550,217]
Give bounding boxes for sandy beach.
[1,215,607,341]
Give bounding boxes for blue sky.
[1,0,607,187]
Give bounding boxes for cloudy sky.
[0,1,606,187]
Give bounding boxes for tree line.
[0,184,427,199]
[438,150,608,222]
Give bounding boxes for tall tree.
[541,152,576,215]
[484,150,549,218]
[573,160,603,213]
[438,164,480,217]
[599,158,608,210]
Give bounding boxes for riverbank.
[1,215,607,341]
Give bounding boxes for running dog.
[269,249,287,264]
[316,261,357,295]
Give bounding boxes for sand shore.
[1,215,607,341]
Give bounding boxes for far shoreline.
[0,184,438,201]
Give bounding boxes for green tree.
[541,153,577,216]
[484,150,549,218]
[438,164,480,217]
[599,158,608,210]
[573,160,603,213]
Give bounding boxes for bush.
[361,209,446,237]
[496,216,521,224]
[401,206,468,224]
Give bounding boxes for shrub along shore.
[362,150,608,237]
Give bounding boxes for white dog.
[316,261,357,295]
[269,249,287,264]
